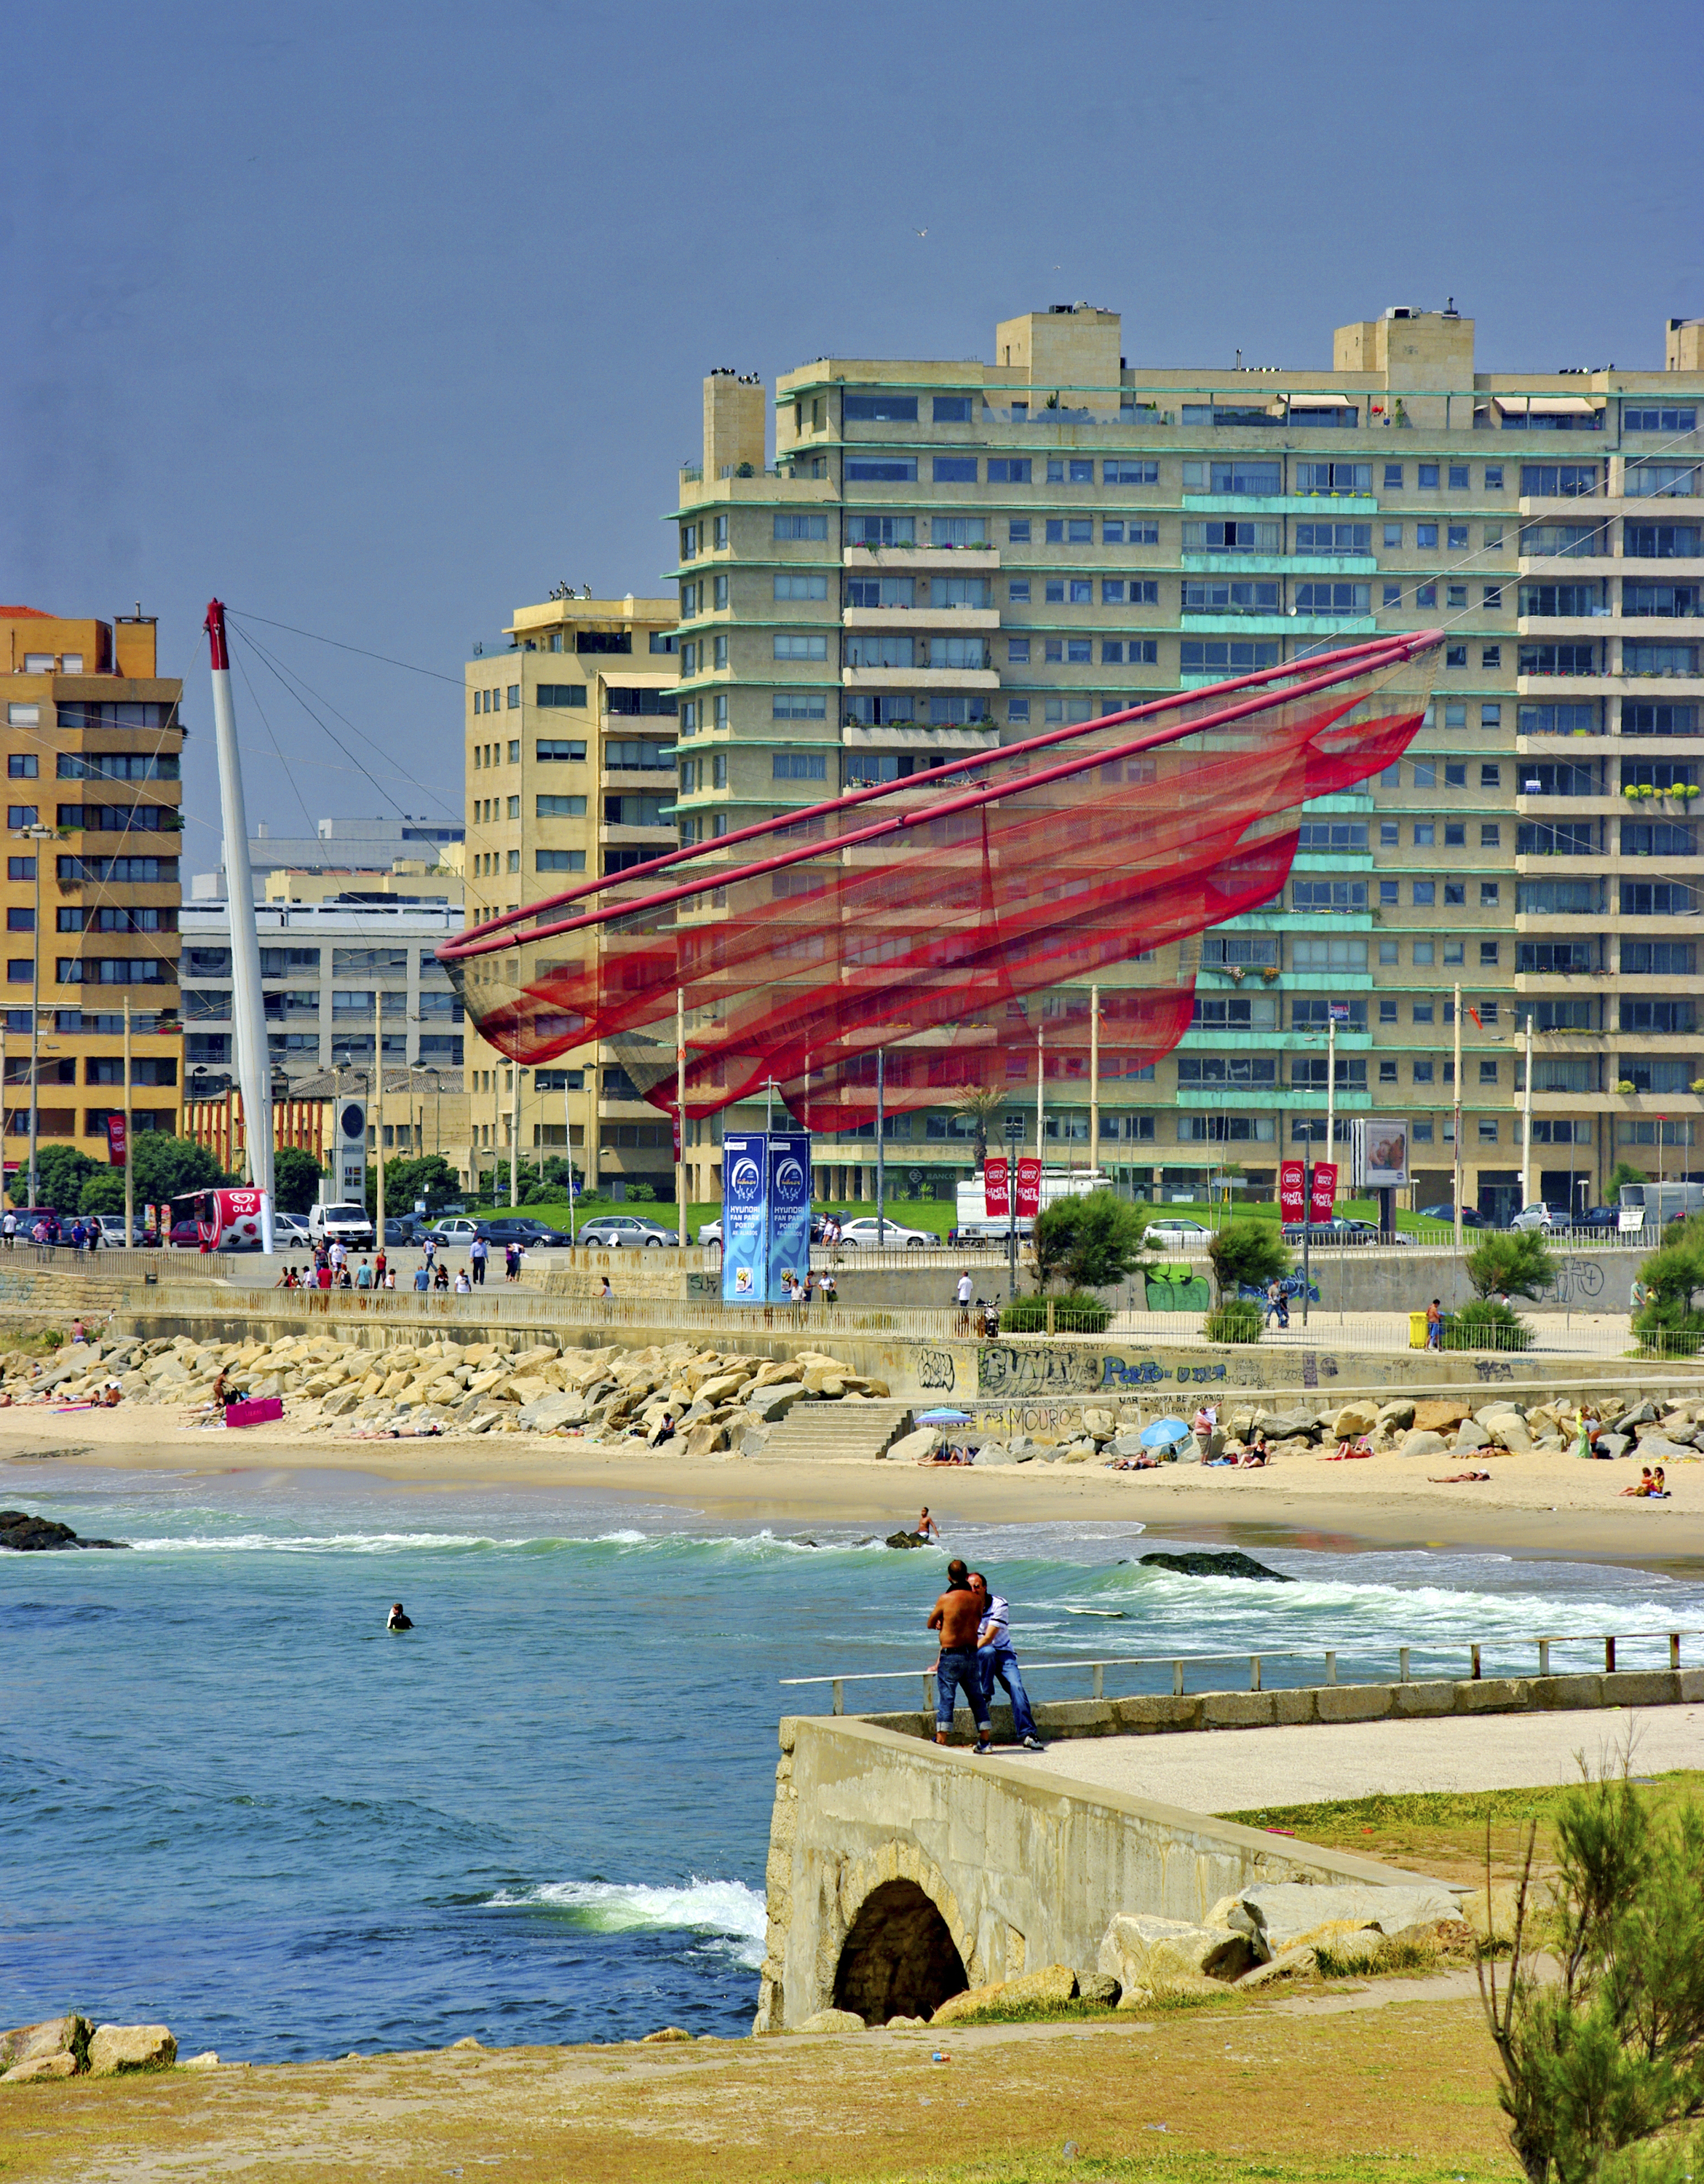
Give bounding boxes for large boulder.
[1411,1398,1471,1432]
[1138,1551,1293,1583]
[885,1428,939,1465]
[0,2015,89,2077]
[746,1382,807,1423]
[516,1390,586,1431]
[1098,1915,1256,1999]
[1236,1882,1461,1955]
[1332,1403,1377,1439]
[0,1512,128,1552]
[1261,1412,1322,1444]
[931,1964,1077,2025]
[1376,1398,1416,1433]
[974,1441,1015,1466]
[1398,1430,1451,1460]
[1454,1420,1491,1452]
[87,2024,176,2076]
[1481,1412,1532,1454]
[1633,1433,1691,1463]
[798,2007,865,2034]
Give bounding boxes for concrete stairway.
[756,1398,914,1463]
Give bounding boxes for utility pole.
[122,997,133,1252]
[1325,1013,1337,1200]
[564,1073,577,1244]
[509,1066,520,1208]
[1004,1112,1024,1303]
[875,1047,886,1244]
[1089,983,1100,1183]
[1035,1021,1045,1160]
[1452,984,1464,1251]
[24,826,47,1206]
[675,986,686,1252]
[490,1069,499,1204]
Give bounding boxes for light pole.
[1453,983,1464,1251]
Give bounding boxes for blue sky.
[3,0,1700,871]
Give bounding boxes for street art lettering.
[916,1349,956,1390]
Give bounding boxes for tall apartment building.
[462,591,679,1196]
[670,310,1704,1220]
[0,606,184,1178]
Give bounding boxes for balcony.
[841,664,999,691]
[1181,494,1378,516]
[843,546,1001,572]
[1180,553,1376,576]
[1181,613,1377,636]
[841,606,1000,632]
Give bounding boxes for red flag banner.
[983,1156,1010,1217]
[1309,1162,1339,1221]
[105,1114,127,1168]
[670,1107,683,1163]
[1015,1158,1043,1220]
[1279,1160,1305,1222]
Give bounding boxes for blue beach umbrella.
[916,1407,972,1425]
[1138,1417,1193,1448]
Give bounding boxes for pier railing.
[781,1627,1704,1717]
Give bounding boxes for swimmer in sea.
[387,1602,414,1631]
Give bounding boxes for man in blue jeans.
[970,1570,1046,1751]
[927,1559,991,1754]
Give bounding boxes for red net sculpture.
[440,634,1439,1125]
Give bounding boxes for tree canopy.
[1465,1230,1557,1302]
[1032,1190,1152,1294]
[272,1146,324,1215]
[1205,1219,1291,1303]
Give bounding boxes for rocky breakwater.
[7,1333,889,1449]
[0,1510,127,1551]
[0,2014,214,2082]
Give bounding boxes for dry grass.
[0,1993,1518,2184]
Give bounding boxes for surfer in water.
[387,1602,414,1631]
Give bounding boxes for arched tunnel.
[832,1879,970,2026]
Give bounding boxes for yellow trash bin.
[1408,1311,1430,1350]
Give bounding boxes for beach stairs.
[756,1398,914,1464]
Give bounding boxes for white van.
[952,1167,1107,1243]
[309,1200,375,1249]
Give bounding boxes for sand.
[3,1402,1702,1570]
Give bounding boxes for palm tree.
[951,1084,1004,1169]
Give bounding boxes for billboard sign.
[765,1131,812,1300]
[1014,1157,1042,1220]
[721,1132,766,1303]
[336,1099,367,1205]
[1353,1119,1409,1189]
[983,1155,1010,1217]
[1278,1160,1305,1222]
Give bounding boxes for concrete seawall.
[755,1716,1439,2032]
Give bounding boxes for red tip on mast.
[204,599,229,670]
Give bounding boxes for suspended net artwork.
[440,634,1441,1127]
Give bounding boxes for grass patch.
[935,1996,1127,2027]
[1312,1938,1441,1979]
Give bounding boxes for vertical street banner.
[1309,1162,1339,1221]
[983,1155,1010,1216]
[1014,1157,1043,1220]
[1279,1160,1306,1222]
[105,1114,127,1167]
[765,1131,813,1301]
[671,1108,683,1164]
[721,1132,767,1303]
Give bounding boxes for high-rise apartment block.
[462,591,679,1195]
[669,307,1704,1219]
[0,606,184,1172]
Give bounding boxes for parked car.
[578,1213,680,1248]
[697,1217,723,1246]
[834,1216,940,1248]
[272,1211,313,1246]
[518,1222,576,1249]
[1143,1216,1212,1241]
[1572,1205,1620,1233]
[1510,1203,1558,1232]
[168,1218,202,1249]
[1415,1203,1487,1230]
[381,1217,416,1247]
[1281,1218,1378,1247]
[422,1216,485,1249]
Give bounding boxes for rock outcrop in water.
[1137,1550,1293,1583]
[0,1510,129,1551]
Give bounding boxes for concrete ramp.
[755,1716,1446,2032]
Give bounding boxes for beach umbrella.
[916,1408,972,1425]
[1139,1417,1193,1448]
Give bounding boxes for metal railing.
[780,1626,1704,1718]
[1,1243,240,1282]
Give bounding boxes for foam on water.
[484,1878,767,1967]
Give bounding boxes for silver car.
[579,1213,679,1248]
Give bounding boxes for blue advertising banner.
[765,1131,813,1300]
[721,1133,767,1305]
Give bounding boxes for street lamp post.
[18,823,52,1206]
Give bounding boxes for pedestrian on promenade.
[2,1208,15,1249]
[600,1275,612,1299]
[969,1570,1045,1751]
[423,1234,437,1272]
[453,1267,472,1294]
[504,1242,522,1282]
[354,1257,373,1290]
[819,1270,836,1306]
[927,1559,991,1753]
[469,1235,488,1286]
[413,1262,431,1292]
[374,1249,387,1286]
[330,1238,346,1275]
[1425,1297,1443,1350]
[956,1269,973,1309]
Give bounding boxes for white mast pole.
[204,602,274,1251]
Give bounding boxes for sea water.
[4,1463,1700,2062]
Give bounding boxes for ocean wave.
[482,1876,766,1966]
[116,1524,898,1562]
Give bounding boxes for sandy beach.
[5,1404,1701,1570]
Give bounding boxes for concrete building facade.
[0,606,185,1182]
[668,309,1704,1219]
[461,591,681,1198]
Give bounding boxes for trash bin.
[1408,1310,1430,1349]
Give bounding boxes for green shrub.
[1442,1299,1532,1351]
[998,1289,1110,1334]
[1204,1297,1264,1344]
[1465,1230,1556,1302]
[1034,1190,1152,1292]
[1205,1219,1291,1305]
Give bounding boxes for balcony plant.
[1617,1080,1638,1094]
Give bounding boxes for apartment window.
[712,754,728,788]
[1045,457,1095,485]
[1413,879,1435,905]
[6,755,36,779]
[933,456,978,483]
[846,456,916,481]
[774,634,828,660]
[1295,462,1370,492]
[536,739,587,764]
[536,685,586,709]
[932,395,973,423]
[1104,459,1158,485]
[1446,820,1466,847]
[1292,879,1366,911]
[1383,523,1403,547]
[1416,523,1438,549]
[1384,464,1403,487]
[1448,464,1470,491]
[1045,518,1095,545]
[772,692,826,720]
[1383,584,1401,608]
[1481,882,1500,906]
[1626,462,1702,499]
[1485,467,1505,491]
[986,458,1031,483]
[1102,579,1158,604]
[843,394,917,422]
[1293,582,1370,614]
[1414,939,1435,964]
[1379,820,1398,847]
[1522,464,1601,498]
[1444,761,1466,788]
[772,753,828,780]
[1007,698,1030,722]
[774,513,828,539]
[1007,518,1031,542]
[1105,519,1160,545]
[1413,759,1435,786]
[1416,823,1437,847]
[1478,1119,1499,1144]
[1412,1058,1435,1085]
[536,849,586,873]
[506,796,520,818]
[6,807,36,828]
[1625,407,1698,433]
[1182,579,1280,612]
[535,794,586,818]
[1446,644,1467,667]
[1007,638,1031,663]
[1417,464,1439,490]
[506,685,520,708]
[774,573,828,601]
[1181,519,1280,553]
[1379,879,1398,906]
[713,516,728,547]
[1179,641,1279,673]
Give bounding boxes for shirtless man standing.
[927,1559,991,1753]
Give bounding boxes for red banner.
[1310,1161,1339,1221]
[671,1107,682,1163]
[983,1155,1010,1216]
[1279,1160,1305,1222]
[105,1114,127,1168]
[1015,1157,1043,1220]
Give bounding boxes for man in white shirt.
[969,1570,1045,1751]
[955,1269,973,1309]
